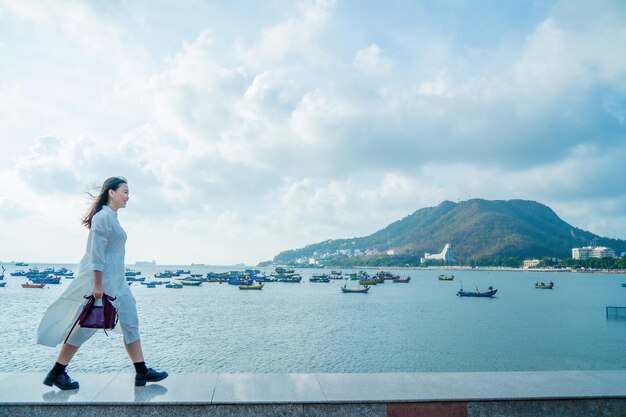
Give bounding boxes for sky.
[0,0,625,265]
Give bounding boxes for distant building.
[308,258,317,265]
[386,249,395,255]
[421,243,455,263]
[572,246,616,260]
[523,259,541,268]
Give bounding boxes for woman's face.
[108,183,129,210]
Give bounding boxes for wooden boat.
[0,282,6,287]
[239,283,264,290]
[165,283,183,289]
[393,277,411,283]
[341,284,370,293]
[535,281,554,289]
[359,280,378,285]
[438,274,455,281]
[22,282,46,288]
[457,286,497,297]
[622,284,626,287]
[145,282,157,288]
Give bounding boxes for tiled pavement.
[0,371,624,417]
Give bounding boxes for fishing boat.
[22,282,46,289]
[330,271,343,279]
[228,277,254,286]
[154,271,173,278]
[180,280,202,286]
[535,281,554,289]
[145,282,157,288]
[275,275,302,283]
[457,285,497,297]
[622,283,626,287]
[15,262,28,266]
[10,269,27,276]
[125,269,142,277]
[438,274,455,281]
[30,276,61,285]
[275,267,295,274]
[126,276,146,282]
[54,267,74,277]
[165,283,183,289]
[393,276,411,283]
[375,271,399,281]
[341,283,370,293]
[0,282,6,288]
[359,279,378,285]
[239,283,264,290]
[310,274,331,283]
[253,274,274,282]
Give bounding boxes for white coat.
[37,205,140,347]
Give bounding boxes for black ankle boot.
[43,371,80,390]
[135,368,168,386]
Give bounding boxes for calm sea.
[1,264,625,373]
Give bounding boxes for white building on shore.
[421,243,455,264]
[572,246,616,260]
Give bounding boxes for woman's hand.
[93,283,104,299]
[93,270,104,299]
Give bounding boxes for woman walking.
[37,177,167,390]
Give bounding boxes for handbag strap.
[63,296,96,344]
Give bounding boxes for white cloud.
[354,43,393,76]
[236,0,336,70]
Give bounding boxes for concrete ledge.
[0,371,624,416]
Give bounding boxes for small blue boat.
[146,282,157,288]
[0,282,6,288]
[228,277,254,286]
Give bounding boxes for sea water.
[1,264,625,373]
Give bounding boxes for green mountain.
[273,199,626,264]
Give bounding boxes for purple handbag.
[79,294,118,330]
[64,294,118,343]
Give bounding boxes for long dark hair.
[82,177,127,229]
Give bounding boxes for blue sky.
[0,0,625,265]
